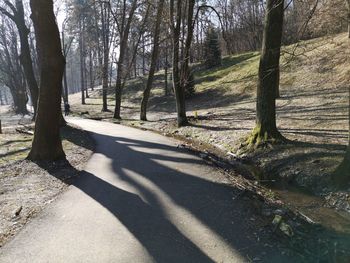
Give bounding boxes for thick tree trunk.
[140,0,165,121]
[248,0,285,146]
[28,0,65,161]
[171,0,188,127]
[10,85,27,115]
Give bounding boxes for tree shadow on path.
[39,125,299,262]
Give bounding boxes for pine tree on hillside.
[204,27,222,69]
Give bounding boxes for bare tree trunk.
[140,0,165,121]
[85,62,89,98]
[79,19,85,105]
[28,0,65,161]
[114,63,123,119]
[10,84,27,114]
[61,28,69,104]
[171,0,188,127]
[248,0,285,146]
[180,0,195,95]
[347,0,350,38]
[63,64,69,103]
[100,1,109,112]
[0,0,39,117]
[113,0,138,119]
[164,42,169,96]
[89,49,94,91]
[142,35,146,75]
[134,60,137,78]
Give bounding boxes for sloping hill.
[69,32,350,240]
[70,33,349,189]
[70,33,349,146]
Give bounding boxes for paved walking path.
[0,119,290,262]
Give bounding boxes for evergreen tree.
[204,27,221,69]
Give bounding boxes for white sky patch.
[54,0,67,31]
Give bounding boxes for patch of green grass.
[102,51,261,101]
[193,52,260,93]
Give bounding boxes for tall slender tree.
[170,0,192,127]
[247,0,285,147]
[99,1,110,112]
[27,0,65,160]
[140,0,165,121]
[113,0,138,119]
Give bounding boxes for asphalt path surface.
[0,118,292,262]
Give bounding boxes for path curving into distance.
[0,118,293,263]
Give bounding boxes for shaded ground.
[0,110,94,247]
[69,33,349,233]
[1,118,349,262]
[0,106,32,132]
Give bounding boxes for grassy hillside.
[70,33,349,187]
[69,33,350,235]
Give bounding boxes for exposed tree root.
[177,116,189,128]
[243,125,287,150]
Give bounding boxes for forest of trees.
[0,0,348,182]
[1,2,350,261]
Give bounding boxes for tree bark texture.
[113,0,138,119]
[140,0,165,121]
[249,0,285,145]
[28,0,65,161]
[171,0,188,127]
